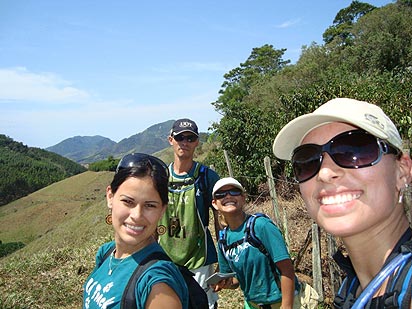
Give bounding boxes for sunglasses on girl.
[173,134,198,143]
[292,129,400,183]
[115,153,169,178]
[214,188,243,200]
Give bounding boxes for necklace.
[108,251,128,275]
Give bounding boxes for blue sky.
[0,0,392,149]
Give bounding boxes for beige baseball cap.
[273,98,402,160]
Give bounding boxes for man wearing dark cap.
[157,118,221,308]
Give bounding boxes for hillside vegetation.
[0,135,87,206]
[0,171,113,308]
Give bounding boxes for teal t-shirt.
[83,241,188,309]
[218,215,297,304]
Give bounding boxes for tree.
[343,2,412,72]
[210,45,290,194]
[323,1,376,45]
[208,1,412,196]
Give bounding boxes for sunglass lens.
[186,135,197,142]
[330,132,379,167]
[214,192,226,199]
[173,134,198,142]
[230,190,242,196]
[292,144,322,183]
[173,134,184,142]
[214,189,242,199]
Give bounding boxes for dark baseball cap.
[170,118,199,136]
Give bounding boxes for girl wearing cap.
[83,153,188,309]
[209,177,301,309]
[273,98,412,308]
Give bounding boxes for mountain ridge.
[46,119,175,163]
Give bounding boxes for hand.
[210,277,238,292]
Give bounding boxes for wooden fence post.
[223,150,234,177]
[264,156,289,248]
[327,234,341,297]
[312,223,324,302]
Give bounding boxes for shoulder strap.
[381,240,412,307]
[121,251,170,309]
[245,213,281,290]
[351,252,412,308]
[195,163,209,226]
[333,277,358,309]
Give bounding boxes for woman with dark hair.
[83,153,188,309]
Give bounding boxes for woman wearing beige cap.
[273,98,412,308]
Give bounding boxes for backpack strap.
[121,251,171,309]
[245,213,281,290]
[334,232,412,308]
[351,251,412,308]
[197,164,210,227]
[333,277,358,309]
[383,239,412,307]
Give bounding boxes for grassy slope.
[0,171,326,309]
[0,171,114,308]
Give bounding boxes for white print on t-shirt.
[84,278,115,309]
[224,241,251,263]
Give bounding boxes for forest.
[205,0,412,196]
[0,134,86,205]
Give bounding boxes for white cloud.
[275,18,301,29]
[0,67,90,102]
[0,67,221,148]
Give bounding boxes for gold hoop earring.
[105,213,112,225]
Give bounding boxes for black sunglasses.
[173,134,198,143]
[115,153,169,178]
[214,188,243,200]
[292,130,400,183]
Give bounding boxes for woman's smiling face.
[107,176,166,256]
[298,122,401,238]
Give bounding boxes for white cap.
[212,177,245,196]
[273,98,402,160]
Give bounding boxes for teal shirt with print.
[83,241,188,309]
[217,215,297,304]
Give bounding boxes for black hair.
[109,163,168,205]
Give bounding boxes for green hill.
[0,134,87,206]
[0,171,113,308]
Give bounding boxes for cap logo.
[364,113,384,131]
[179,121,193,128]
